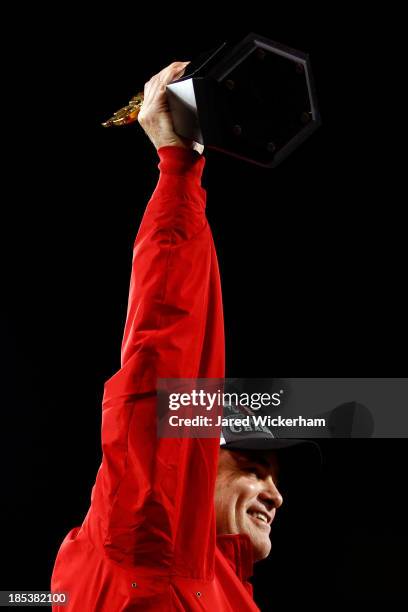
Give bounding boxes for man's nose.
[258,476,283,510]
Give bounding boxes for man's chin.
[243,527,271,561]
[242,517,272,561]
[252,539,271,562]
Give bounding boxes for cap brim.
[221,437,322,474]
[221,438,314,451]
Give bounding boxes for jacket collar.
[216,533,255,583]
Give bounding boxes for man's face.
[215,448,283,562]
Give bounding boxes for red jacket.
[51,146,260,611]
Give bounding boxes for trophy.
[102,32,321,168]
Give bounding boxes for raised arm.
[84,63,225,580]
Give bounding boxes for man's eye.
[244,466,261,477]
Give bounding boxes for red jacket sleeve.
[84,146,225,580]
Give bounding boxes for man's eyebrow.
[238,454,271,468]
[259,458,280,473]
[239,452,280,474]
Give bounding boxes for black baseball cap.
[219,403,322,476]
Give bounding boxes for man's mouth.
[247,508,272,529]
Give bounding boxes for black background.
[1,5,407,608]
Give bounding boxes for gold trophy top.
[102,92,144,127]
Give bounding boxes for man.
[51,61,283,611]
